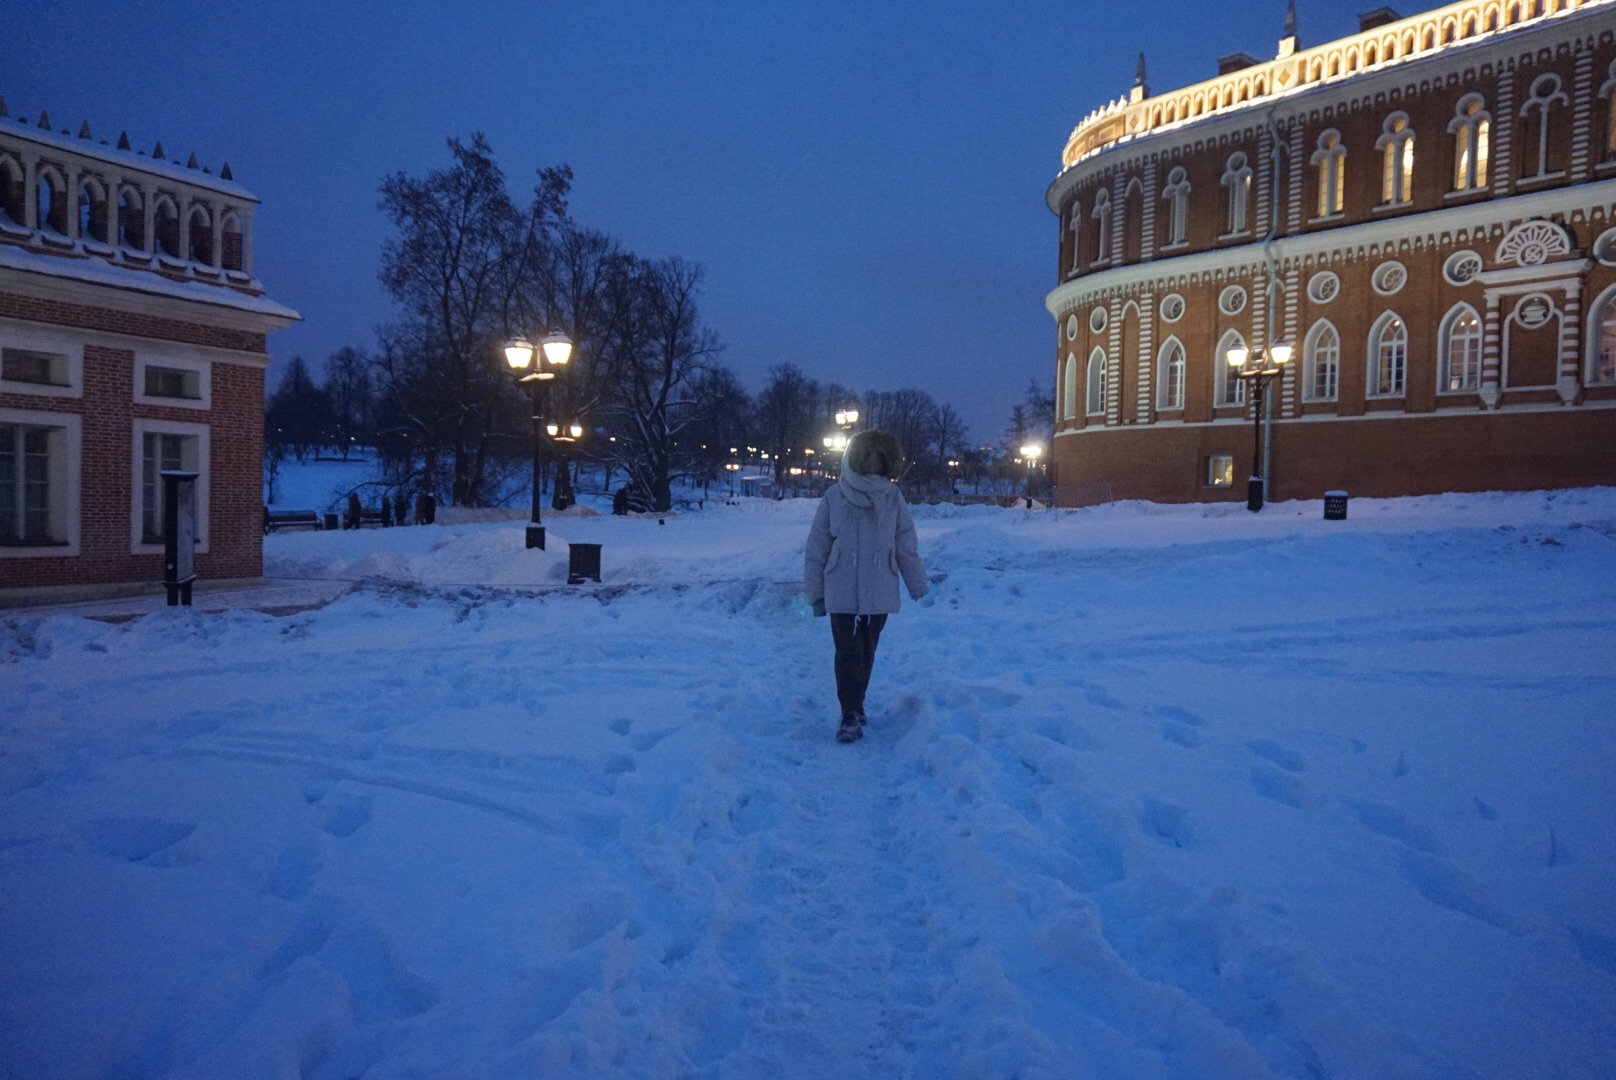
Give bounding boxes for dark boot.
[836,715,864,743]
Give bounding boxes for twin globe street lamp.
[504,328,574,550]
[1225,338,1292,513]
[1018,442,1043,506]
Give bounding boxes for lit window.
[1207,455,1234,488]
[1157,337,1186,409]
[1371,314,1408,396]
[1311,130,1346,216]
[1215,331,1247,406]
[1602,60,1616,161]
[1161,166,1191,246]
[141,432,198,543]
[0,422,68,546]
[1449,94,1491,191]
[1221,152,1252,235]
[1,348,69,387]
[1091,189,1112,265]
[1086,348,1107,415]
[1520,73,1568,179]
[1305,321,1339,401]
[1590,288,1616,385]
[1377,112,1415,205]
[1439,304,1483,391]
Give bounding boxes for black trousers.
[830,613,887,721]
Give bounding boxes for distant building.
[1045,0,1616,503]
[0,103,298,595]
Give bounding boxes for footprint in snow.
[1247,738,1308,773]
[1162,723,1200,748]
[1139,797,1197,849]
[1250,766,1311,809]
[81,816,196,863]
[317,794,372,839]
[1346,798,1440,853]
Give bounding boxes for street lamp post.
[504,328,574,549]
[1019,443,1043,507]
[1225,339,1292,512]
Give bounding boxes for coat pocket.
[826,544,842,574]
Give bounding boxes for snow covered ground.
[3,489,1615,1078]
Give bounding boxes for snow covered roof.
[0,241,299,323]
[0,109,257,202]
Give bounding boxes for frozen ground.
[3,489,1615,1079]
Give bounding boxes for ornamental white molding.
[1047,2,1614,212]
[1495,218,1574,265]
[1045,177,1616,316]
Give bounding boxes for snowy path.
[3,493,1616,1078]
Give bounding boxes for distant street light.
[504,327,573,549]
[1019,443,1043,506]
[1226,339,1292,512]
[835,407,859,429]
[725,460,740,496]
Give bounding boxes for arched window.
[1091,188,1112,266]
[153,196,180,258]
[1156,337,1186,409]
[118,187,145,251]
[1304,320,1340,401]
[1587,286,1616,385]
[1215,330,1247,406]
[1085,348,1107,415]
[1221,151,1252,235]
[187,205,212,264]
[1063,353,1079,419]
[1437,304,1483,391]
[1067,199,1083,275]
[0,156,24,227]
[1449,94,1491,191]
[36,168,67,235]
[1161,166,1190,246]
[221,211,244,272]
[78,179,108,243]
[1311,130,1346,217]
[1520,73,1568,179]
[1370,313,1409,396]
[1597,60,1616,162]
[1377,112,1415,205]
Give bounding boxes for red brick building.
[0,106,298,594]
[1046,0,1616,503]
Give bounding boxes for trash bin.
[1324,490,1349,521]
[322,512,339,531]
[568,543,603,584]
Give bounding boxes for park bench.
[347,508,391,529]
[264,509,322,534]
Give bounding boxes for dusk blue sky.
[15,0,1378,440]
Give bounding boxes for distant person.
[345,492,361,530]
[803,430,929,744]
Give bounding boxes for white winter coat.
[804,470,929,615]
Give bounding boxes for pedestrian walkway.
[3,578,351,622]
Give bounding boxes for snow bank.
[3,488,1615,1078]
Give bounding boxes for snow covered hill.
[3,490,1614,1078]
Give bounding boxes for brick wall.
[0,290,267,353]
[1,297,267,590]
[1053,406,1616,503]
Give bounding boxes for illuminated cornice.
[1056,0,1611,176]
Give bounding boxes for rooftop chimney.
[1358,6,1402,32]
[1219,51,1260,76]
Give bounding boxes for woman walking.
[803,431,929,743]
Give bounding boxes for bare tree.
[598,257,721,512]
[376,133,569,505]
[322,346,373,459]
[756,364,819,484]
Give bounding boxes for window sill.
[1516,171,1566,188]
[1436,386,1481,396]
[0,539,70,549]
[1307,212,1345,225]
[1218,231,1253,242]
[1443,186,1489,200]
[1372,201,1413,214]
[1160,241,1190,253]
[143,394,204,403]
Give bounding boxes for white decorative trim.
[1372,260,1408,295]
[0,406,80,557]
[1219,284,1248,315]
[133,353,212,411]
[129,417,210,555]
[1443,249,1484,284]
[0,323,83,398]
[1159,293,1186,322]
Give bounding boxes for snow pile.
[3,489,1615,1078]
